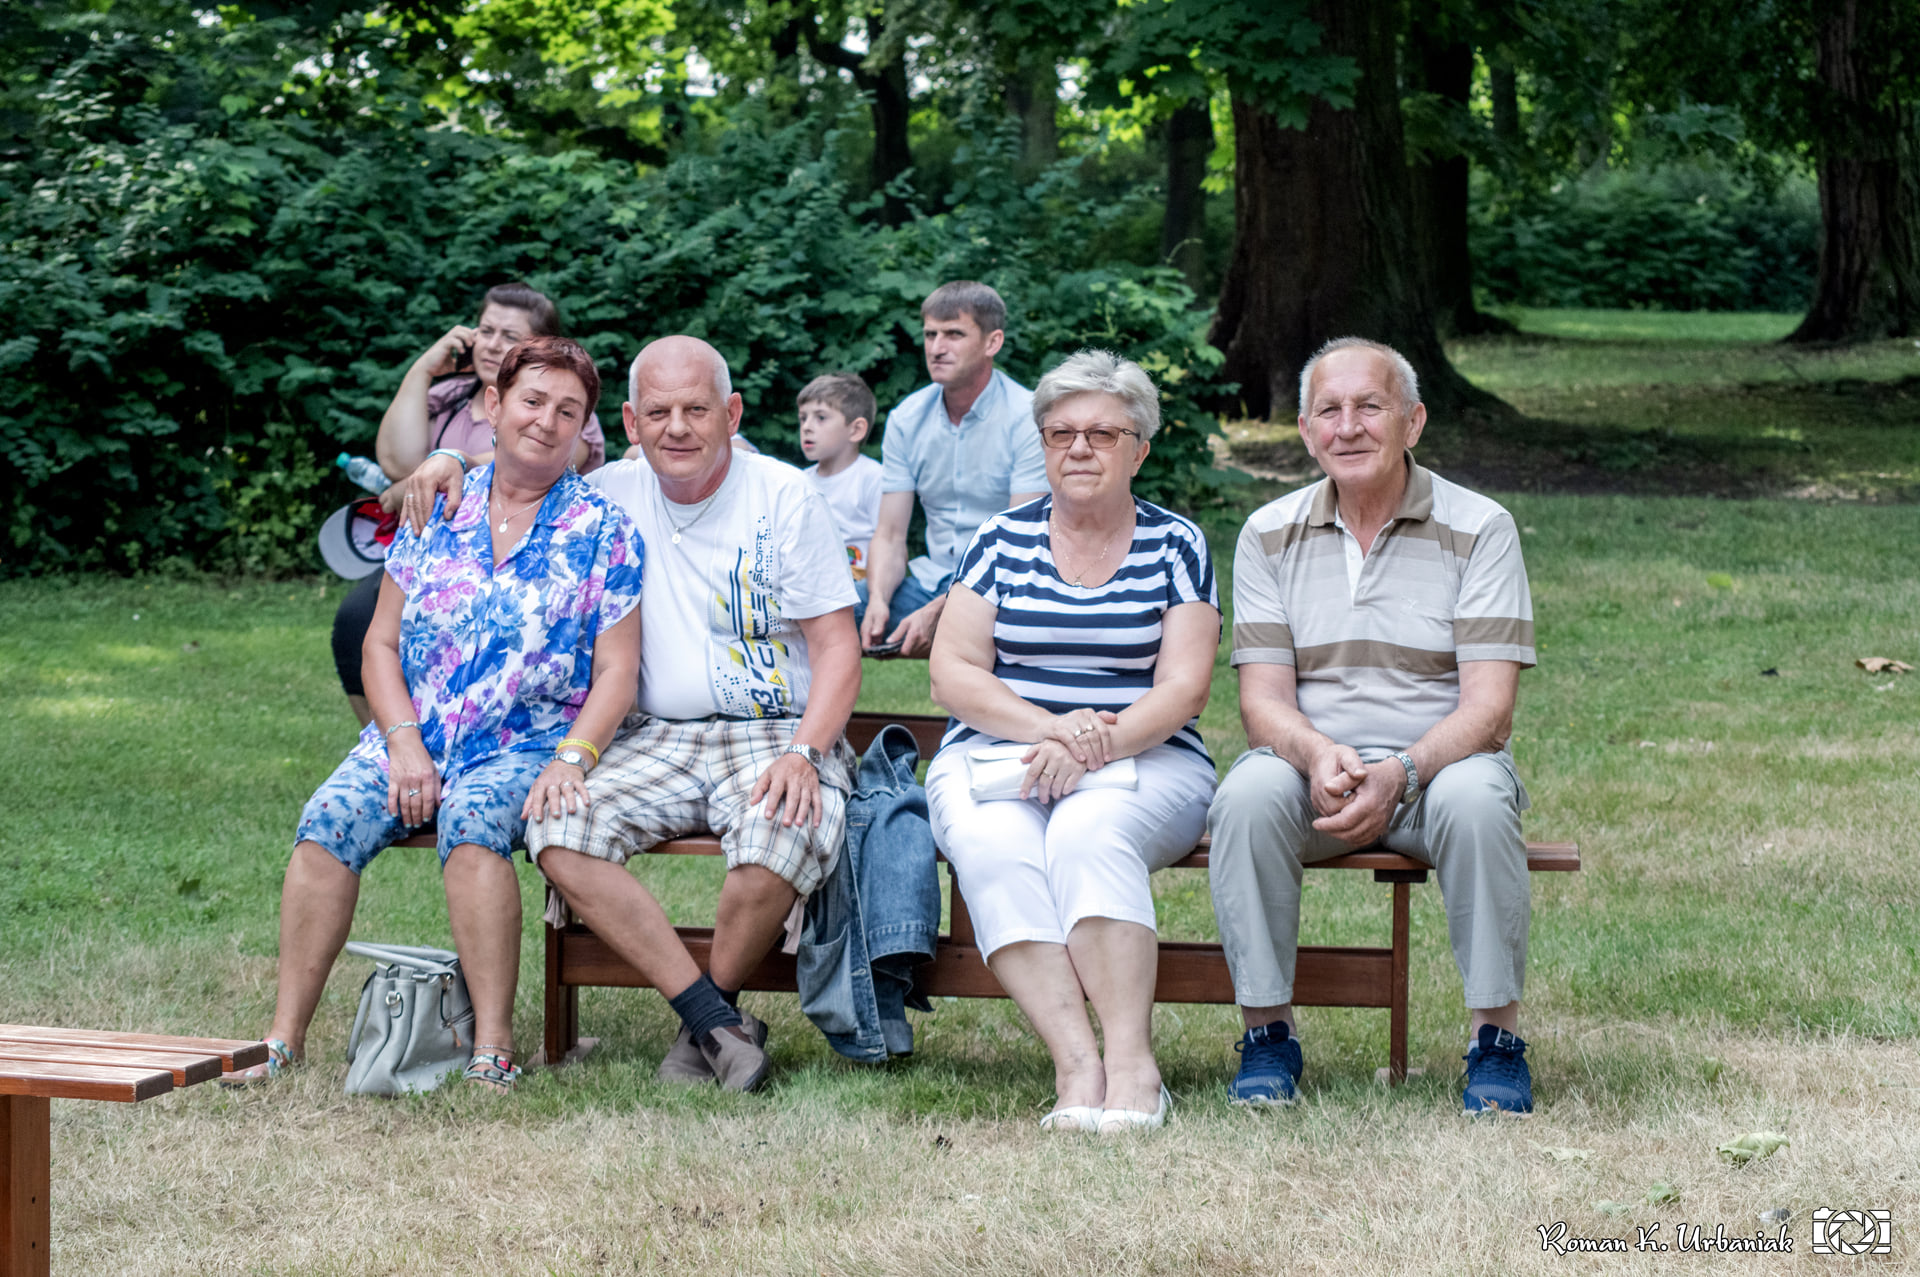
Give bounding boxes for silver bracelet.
[426,448,469,473]
[384,720,421,739]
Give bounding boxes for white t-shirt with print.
[804,453,883,580]
[587,453,859,720]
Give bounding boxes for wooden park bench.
[0,1025,267,1276]
[538,712,1579,1084]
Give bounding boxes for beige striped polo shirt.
[1230,461,1535,753]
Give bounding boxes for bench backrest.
[846,710,946,760]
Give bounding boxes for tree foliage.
[0,6,1223,574]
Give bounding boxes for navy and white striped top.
[942,495,1219,761]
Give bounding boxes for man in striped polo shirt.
[1207,337,1539,1116]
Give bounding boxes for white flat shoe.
[1039,1104,1104,1133]
[1097,1084,1171,1135]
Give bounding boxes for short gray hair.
[628,336,732,405]
[1031,349,1162,441]
[1297,337,1420,418]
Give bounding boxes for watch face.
[559,750,584,766]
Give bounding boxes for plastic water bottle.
[336,453,392,494]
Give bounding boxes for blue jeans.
[796,723,942,1062]
[853,572,951,635]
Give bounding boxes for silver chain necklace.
[664,488,721,545]
[492,491,544,534]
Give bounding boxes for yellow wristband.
[555,737,600,766]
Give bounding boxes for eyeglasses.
[1039,425,1140,450]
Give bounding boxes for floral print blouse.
[348,464,644,783]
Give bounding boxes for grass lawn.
[1230,308,1920,503]
[4,312,1919,1272]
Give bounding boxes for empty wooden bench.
[1,1025,267,1276]
[540,713,1579,1082]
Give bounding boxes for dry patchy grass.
[43,1026,1918,1275]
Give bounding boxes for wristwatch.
[1388,750,1420,804]
[554,747,591,772]
[785,742,825,771]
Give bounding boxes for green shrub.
[1472,166,1819,312]
[0,18,1225,576]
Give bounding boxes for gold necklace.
[1050,517,1119,587]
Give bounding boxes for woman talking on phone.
[331,283,608,725]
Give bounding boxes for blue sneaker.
[1463,1024,1533,1116]
[1228,1021,1303,1106]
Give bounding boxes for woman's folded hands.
[1040,708,1122,769]
[1021,709,1124,801]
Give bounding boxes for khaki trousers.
[1206,748,1530,1011]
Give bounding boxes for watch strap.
[1389,750,1419,804]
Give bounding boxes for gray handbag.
[342,942,475,1096]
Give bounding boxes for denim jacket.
[796,724,941,1062]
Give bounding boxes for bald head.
[629,335,732,406]
[622,334,745,502]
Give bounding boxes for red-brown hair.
[496,335,601,410]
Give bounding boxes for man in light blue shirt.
[859,281,1048,658]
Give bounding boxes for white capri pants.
[925,742,1217,960]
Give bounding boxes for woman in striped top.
[927,349,1220,1135]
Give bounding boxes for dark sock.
[718,985,740,1008]
[669,974,743,1040]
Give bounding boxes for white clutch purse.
[964,743,1139,802]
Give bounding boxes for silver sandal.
[463,1046,522,1092]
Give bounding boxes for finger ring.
[405,788,420,796]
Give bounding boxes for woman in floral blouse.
[232,336,643,1092]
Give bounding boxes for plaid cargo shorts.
[526,713,855,896]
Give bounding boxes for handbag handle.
[344,941,460,978]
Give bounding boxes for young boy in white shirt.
[798,373,884,584]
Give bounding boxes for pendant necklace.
[492,492,544,534]
[665,488,721,545]
[1051,517,1117,587]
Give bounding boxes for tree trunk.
[865,15,913,223]
[1161,98,1213,297]
[1406,26,1511,336]
[1788,0,1920,342]
[1004,57,1059,173]
[1490,63,1519,147]
[1208,0,1502,421]
[800,13,914,224]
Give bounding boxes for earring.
[491,432,498,447]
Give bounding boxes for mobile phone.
[864,639,904,657]
[453,340,474,374]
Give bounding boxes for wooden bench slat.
[557,925,1401,1008]
[0,1026,267,1073]
[1165,841,1581,873]
[0,1044,222,1088]
[635,835,1578,873]
[0,1059,174,1103]
[846,714,944,759]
